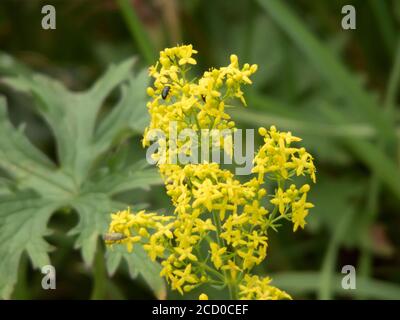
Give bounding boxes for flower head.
[106,45,317,300]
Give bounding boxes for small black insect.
[201,95,206,102]
[162,86,171,100]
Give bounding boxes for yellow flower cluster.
[253,126,316,183]
[158,162,269,281]
[106,45,317,300]
[253,126,316,232]
[143,44,257,162]
[239,275,291,300]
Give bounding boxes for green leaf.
[3,58,137,185]
[0,177,14,196]
[230,106,376,139]
[307,175,364,236]
[93,68,150,155]
[0,51,32,77]
[106,245,166,300]
[321,105,400,202]
[68,193,113,266]
[0,98,75,198]
[257,0,396,142]
[0,58,164,299]
[229,96,390,165]
[367,0,396,57]
[0,192,60,299]
[272,272,400,300]
[84,160,162,196]
[318,207,356,300]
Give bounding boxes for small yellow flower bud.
[300,184,310,193]
[160,57,170,67]
[146,87,155,96]
[184,285,195,292]
[250,64,258,73]
[258,127,267,136]
[199,293,208,300]
[258,188,267,198]
[230,54,238,64]
[139,228,149,237]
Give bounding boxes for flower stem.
[212,210,239,300]
[228,278,238,300]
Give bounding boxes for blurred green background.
[0,0,399,300]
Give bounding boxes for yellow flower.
[160,257,174,279]
[175,246,198,262]
[221,260,241,280]
[177,44,198,65]
[172,264,198,294]
[291,192,314,232]
[209,242,226,269]
[143,238,165,261]
[192,179,223,211]
[270,188,291,215]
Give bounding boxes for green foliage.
[254,0,400,300]
[272,272,400,300]
[0,59,165,299]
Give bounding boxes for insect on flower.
[161,86,171,100]
[103,232,126,242]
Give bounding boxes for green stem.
[90,243,107,300]
[228,278,238,300]
[211,211,238,300]
[318,208,354,300]
[271,213,290,224]
[212,211,224,248]
[384,41,400,117]
[116,0,156,65]
[227,281,235,300]
[196,261,225,282]
[367,0,396,58]
[268,177,283,224]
